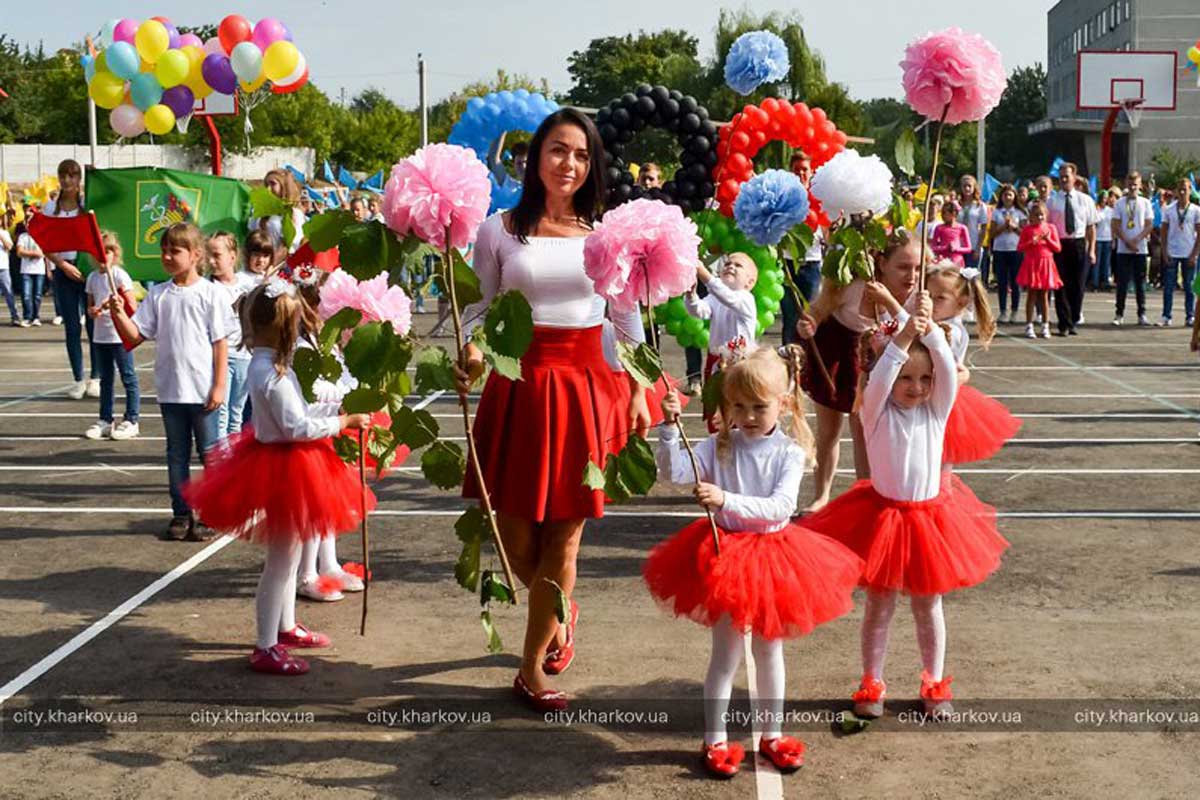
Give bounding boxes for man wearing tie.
[1045,163,1097,335]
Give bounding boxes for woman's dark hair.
[509,108,607,243]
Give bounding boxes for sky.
[5,1,1059,108]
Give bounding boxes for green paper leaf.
[482,290,534,358]
[480,609,504,654]
[702,371,726,419]
[602,456,631,504]
[249,187,287,220]
[433,249,482,306]
[318,307,363,355]
[582,460,606,491]
[422,440,465,489]
[390,405,438,450]
[342,386,387,414]
[474,329,522,381]
[455,506,487,545]
[841,712,872,734]
[414,346,458,394]
[303,209,355,252]
[792,224,815,253]
[340,221,394,280]
[480,570,515,606]
[616,341,664,389]
[293,347,322,403]
[615,433,657,496]
[455,537,481,592]
[895,128,917,177]
[863,219,888,253]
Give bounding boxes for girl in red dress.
[1016,201,1063,339]
[644,347,862,778]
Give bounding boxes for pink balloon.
[251,18,286,52]
[178,33,202,50]
[112,18,138,45]
[203,37,225,57]
[110,104,146,138]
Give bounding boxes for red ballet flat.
[512,672,568,712]
[852,675,887,719]
[702,741,745,779]
[543,599,579,675]
[249,645,309,675]
[919,671,955,718]
[277,623,331,649]
[758,736,805,772]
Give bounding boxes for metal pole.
[418,54,428,146]
[88,98,98,168]
[976,115,985,191]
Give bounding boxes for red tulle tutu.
[803,476,1008,596]
[465,326,629,522]
[943,385,1021,464]
[643,519,864,639]
[184,427,376,545]
[334,411,410,478]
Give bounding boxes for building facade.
[1030,0,1200,180]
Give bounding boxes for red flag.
[27,211,105,262]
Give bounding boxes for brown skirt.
[801,316,862,414]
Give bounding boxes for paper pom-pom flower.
[901,27,1007,125]
[809,150,894,219]
[724,30,790,96]
[733,169,810,246]
[583,199,700,313]
[319,270,412,335]
[383,143,492,250]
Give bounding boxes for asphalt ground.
[1,290,1199,799]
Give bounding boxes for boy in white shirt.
[84,233,140,440]
[15,223,46,327]
[1159,178,1200,326]
[685,252,759,379]
[1111,172,1155,326]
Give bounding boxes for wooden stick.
[443,231,519,600]
[919,104,952,292]
[358,428,370,636]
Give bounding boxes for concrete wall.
[1130,0,1200,173]
[0,145,315,184]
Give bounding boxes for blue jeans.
[1092,241,1113,288]
[780,260,822,345]
[160,403,219,517]
[21,273,44,322]
[95,343,140,423]
[992,250,1022,315]
[0,267,17,322]
[1162,258,1197,321]
[52,270,99,382]
[218,356,251,437]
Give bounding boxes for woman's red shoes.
[758,736,805,772]
[543,599,579,675]
[512,673,568,712]
[702,741,745,779]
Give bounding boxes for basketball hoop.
[1119,98,1144,129]
[175,113,192,135]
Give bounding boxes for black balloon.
[635,84,652,97]
[611,108,631,128]
[660,98,680,119]
[650,85,670,105]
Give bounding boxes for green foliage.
[583,434,657,504]
[318,308,363,354]
[986,64,1048,177]
[422,440,466,489]
[292,347,341,402]
[616,342,665,388]
[472,290,534,381]
[303,209,356,252]
[822,225,878,287]
[480,609,503,654]
[413,346,458,394]
[1150,149,1200,190]
[390,406,438,449]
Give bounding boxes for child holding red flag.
[84,232,140,441]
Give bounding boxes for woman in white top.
[45,160,100,398]
[987,184,1027,324]
[454,109,650,710]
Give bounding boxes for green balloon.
[759,311,776,329]
[665,317,682,336]
[696,330,709,350]
[683,316,703,336]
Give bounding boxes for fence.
[0,144,315,184]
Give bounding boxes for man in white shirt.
[1045,163,1096,335]
[1110,172,1155,326]
[1158,177,1200,326]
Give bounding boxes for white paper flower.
[809,150,894,219]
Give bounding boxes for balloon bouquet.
[83,15,309,140]
[1187,40,1200,87]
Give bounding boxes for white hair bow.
[960,267,981,282]
[264,276,297,299]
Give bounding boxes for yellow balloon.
[155,49,189,88]
[262,40,300,82]
[144,104,176,136]
[240,74,267,93]
[1189,46,1200,64]
[188,76,214,100]
[135,20,169,64]
[140,58,155,73]
[89,73,126,110]
[182,45,204,80]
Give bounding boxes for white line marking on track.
[0,383,82,411]
[742,633,782,800]
[0,534,236,706]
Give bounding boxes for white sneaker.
[1035,313,1044,324]
[331,570,364,592]
[52,316,63,325]
[66,381,87,400]
[1157,316,1172,327]
[1112,316,1123,326]
[31,318,41,327]
[1025,323,1036,339]
[1138,314,1151,326]
[84,420,112,440]
[85,378,100,398]
[18,319,30,328]
[1077,314,1085,325]
[110,420,140,440]
[1040,324,1051,339]
[1187,316,1195,326]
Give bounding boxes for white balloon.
[203,37,224,57]
[275,52,306,87]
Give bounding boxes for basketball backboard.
[1077,51,1177,110]
[193,92,237,117]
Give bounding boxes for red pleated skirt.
[804,475,1008,596]
[802,316,861,414]
[464,325,628,523]
[643,519,864,640]
[944,385,1022,465]
[184,428,376,545]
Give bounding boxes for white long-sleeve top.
[860,328,958,502]
[657,424,805,533]
[247,348,342,443]
[463,213,644,346]
[947,316,968,364]
[684,276,757,355]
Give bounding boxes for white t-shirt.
[990,206,1027,252]
[1112,196,1155,255]
[959,201,990,252]
[42,198,80,261]
[84,266,134,344]
[132,279,237,404]
[1094,206,1115,242]
[0,229,12,258]
[1163,202,1200,259]
[17,233,45,275]
[209,272,258,358]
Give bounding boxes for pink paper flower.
[318,270,412,336]
[583,199,700,314]
[383,143,493,250]
[901,28,1006,125]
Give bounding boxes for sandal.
[512,672,568,712]
[701,741,744,779]
[277,623,331,649]
[249,645,309,675]
[758,736,805,772]
[543,600,579,675]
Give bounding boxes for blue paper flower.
[733,170,809,246]
[724,30,790,96]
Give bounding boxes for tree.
[1150,148,1200,189]
[333,90,421,173]
[986,64,1047,177]
[565,29,703,108]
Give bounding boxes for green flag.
[82,167,252,281]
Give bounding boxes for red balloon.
[731,131,752,152]
[272,67,309,95]
[218,15,253,55]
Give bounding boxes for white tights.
[860,590,946,682]
[257,538,301,649]
[703,616,785,745]
[298,536,343,583]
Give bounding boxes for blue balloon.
[106,41,141,80]
[130,73,164,112]
[81,54,96,83]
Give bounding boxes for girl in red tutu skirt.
[926,261,1021,465]
[184,279,374,676]
[804,300,1009,720]
[643,347,863,779]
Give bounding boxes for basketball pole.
[1100,106,1121,189]
[203,117,223,177]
